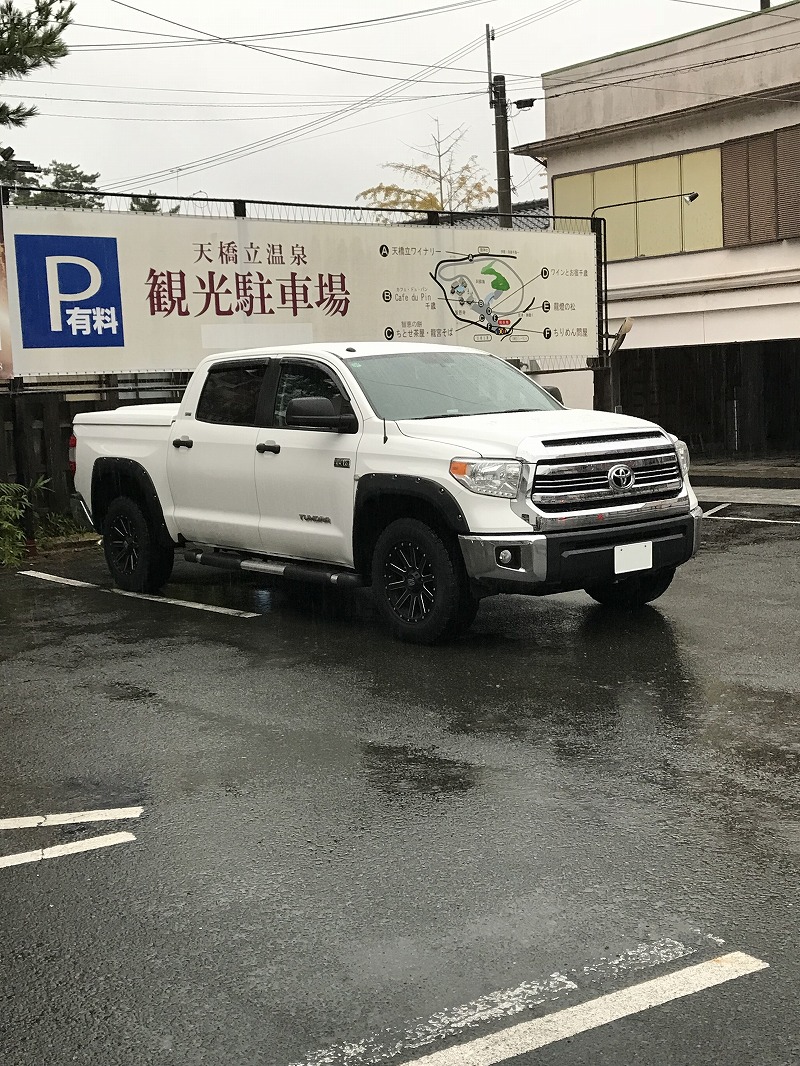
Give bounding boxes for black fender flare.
[91,457,171,541]
[353,473,470,574]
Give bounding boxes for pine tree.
[13,161,104,210]
[0,1,74,181]
[131,191,180,215]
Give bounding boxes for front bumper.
[70,492,95,532]
[459,505,702,595]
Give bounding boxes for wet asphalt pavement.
[1,503,799,1066]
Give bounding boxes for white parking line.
[702,504,730,517]
[18,571,259,618]
[0,806,143,830]
[290,937,712,1066]
[17,571,96,588]
[400,952,767,1066]
[108,587,260,616]
[0,831,136,869]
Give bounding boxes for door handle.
[172,437,193,449]
[256,441,281,455]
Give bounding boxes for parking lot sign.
[13,234,125,349]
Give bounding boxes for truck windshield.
[345,349,562,420]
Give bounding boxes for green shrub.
[0,478,49,566]
[34,510,87,548]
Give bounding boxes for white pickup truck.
[71,342,701,643]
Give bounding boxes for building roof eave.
[512,79,800,160]
[541,0,800,79]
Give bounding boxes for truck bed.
[73,403,180,427]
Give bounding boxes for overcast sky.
[2,0,769,208]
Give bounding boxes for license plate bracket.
[614,541,653,575]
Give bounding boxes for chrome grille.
[532,448,682,512]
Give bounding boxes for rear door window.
[196,362,269,426]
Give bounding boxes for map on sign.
[431,253,537,338]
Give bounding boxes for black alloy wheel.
[102,496,174,593]
[108,509,140,577]
[383,539,437,624]
[372,517,470,644]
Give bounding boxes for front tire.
[103,496,174,593]
[585,566,675,609]
[371,518,468,644]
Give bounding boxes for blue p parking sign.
[14,234,125,349]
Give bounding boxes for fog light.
[498,549,513,566]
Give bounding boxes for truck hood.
[395,409,669,457]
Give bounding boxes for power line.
[101,91,484,192]
[543,38,800,100]
[101,34,491,188]
[101,0,586,190]
[11,77,491,98]
[35,94,485,123]
[0,90,478,109]
[93,0,500,50]
[665,0,800,20]
[101,0,496,84]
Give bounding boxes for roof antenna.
[383,417,388,444]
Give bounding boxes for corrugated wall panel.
[777,124,800,240]
[748,133,777,244]
[721,139,750,247]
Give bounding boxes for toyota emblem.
[608,464,635,492]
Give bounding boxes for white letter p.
[45,256,103,332]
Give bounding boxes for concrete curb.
[36,535,101,552]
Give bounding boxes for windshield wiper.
[414,412,479,420]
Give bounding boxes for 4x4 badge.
[334,458,351,468]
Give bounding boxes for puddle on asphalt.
[360,743,481,798]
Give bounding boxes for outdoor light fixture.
[514,98,537,110]
[609,317,634,355]
[0,146,14,161]
[591,191,699,217]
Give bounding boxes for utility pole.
[493,75,512,229]
[487,26,512,229]
[760,1,770,9]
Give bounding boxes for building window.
[553,148,723,262]
[722,126,800,246]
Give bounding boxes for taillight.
[68,433,77,475]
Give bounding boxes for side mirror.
[285,395,358,432]
[543,385,564,405]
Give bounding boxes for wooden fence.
[1,380,187,514]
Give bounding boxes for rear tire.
[585,566,675,609]
[103,496,174,593]
[371,518,468,644]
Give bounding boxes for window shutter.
[748,133,777,243]
[722,140,750,246]
[777,124,800,240]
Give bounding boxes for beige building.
[515,1,800,453]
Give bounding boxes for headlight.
[449,458,523,498]
[675,439,690,477]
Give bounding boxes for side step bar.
[184,549,365,589]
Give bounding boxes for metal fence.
[2,184,591,231]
